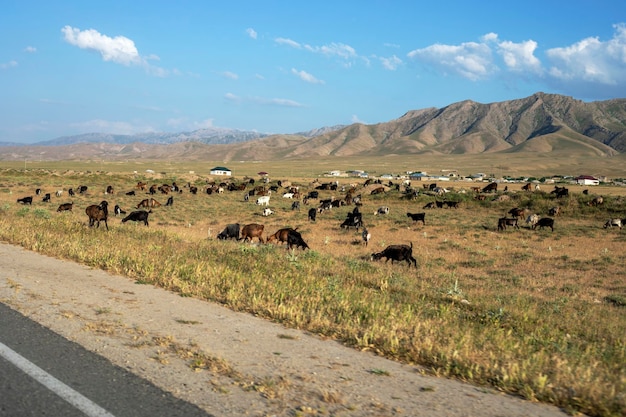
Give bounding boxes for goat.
[370,186,385,195]
[256,195,270,206]
[497,217,519,231]
[308,208,317,222]
[85,201,109,230]
[551,186,569,199]
[548,206,561,216]
[137,198,161,209]
[125,190,136,196]
[604,218,622,229]
[423,202,436,209]
[42,193,51,203]
[165,196,174,206]
[374,206,389,216]
[78,185,88,194]
[68,188,75,197]
[482,182,498,193]
[262,207,274,216]
[57,202,73,212]
[17,196,33,205]
[588,196,604,207]
[533,218,554,231]
[217,223,241,240]
[121,210,150,226]
[291,201,300,211]
[55,190,63,197]
[286,229,309,250]
[444,201,459,209]
[340,210,363,231]
[525,214,539,227]
[114,205,127,216]
[406,212,426,225]
[105,185,114,195]
[241,223,265,243]
[371,242,417,268]
[508,207,528,219]
[282,192,294,199]
[35,188,42,195]
[267,228,294,245]
[362,227,371,247]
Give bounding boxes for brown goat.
[85,201,109,230]
[241,223,265,243]
[136,198,161,209]
[57,202,73,212]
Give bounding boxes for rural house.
[575,175,599,186]
[210,166,232,176]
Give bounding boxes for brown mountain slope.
[1,92,625,162]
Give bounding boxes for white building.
[210,166,232,176]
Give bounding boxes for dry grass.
[0,166,625,416]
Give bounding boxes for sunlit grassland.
[0,167,625,417]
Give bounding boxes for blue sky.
[2,1,626,143]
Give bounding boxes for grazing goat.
[165,196,174,206]
[55,190,63,197]
[362,227,371,247]
[137,198,161,209]
[508,207,528,219]
[125,190,136,196]
[371,242,417,268]
[267,228,294,245]
[588,196,604,207]
[241,223,265,243]
[406,212,426,225]
[121,210,150,226]
[374,206,389,216]
[42,193,51,203]
[444,201,459,209]
[105,185,114,195]
[286,229,309,250]
[423,202,436,209]
[291,201,300,211]
[308,208,317,222]
[533,218,554,231]
[282,192,294,199]
[340,210,363,231]
[85,201,109,230]
[551,186,569,198]
[217,223,240,240]
[548,206,561,216]
[36,188,42,195]
[17,196,33,205]
[68,188,75,197]
[497,217,519,231]
[262,207,274,216]
[370,186,385,195]
[78,185,88,194]
[482,182,498,193]
[525,214,539,227]
[114,205,127,216]
[256,195,270,206]
[604,218,622,229]
[57,202,73,212]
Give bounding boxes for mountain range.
[1,92,625,161]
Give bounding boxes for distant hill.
[1,92,625,161]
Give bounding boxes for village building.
[574,175,600,186]
[209,166,232,176]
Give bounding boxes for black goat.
[121,210,150,226]
[85,201,109,230]
[406,212,426,224]
[114,205,127,216]
[533,217,554,231]
[371,242,417,268]
[165,196,174,206]
[17,196,33,205]
[308,208,317,222]
[286,229,309,250]
[217,223,240,240]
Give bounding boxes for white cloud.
[24,46,37,53]
[380,55,402,70]
[497,40,542,74]
[222,71,239,80]
[408,41,496,81]
[351,115,366,124]
[224,92,241,103]
[0,60,18,69]
[246,28,257,39]
[192,119,214,129]
[62,25,141,65]
[291,68,324,84]
[69,119,155,135]
[545,23,626,85]
[275,37,301,48]
[61,25,167,76]
[305,42,357,59]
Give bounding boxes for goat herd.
[14,178,625,269]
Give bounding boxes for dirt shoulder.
[0,243,571,416]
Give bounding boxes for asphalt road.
[0,302,213,417]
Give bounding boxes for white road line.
[0,341,116,417]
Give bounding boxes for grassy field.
[0,163,624,417]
